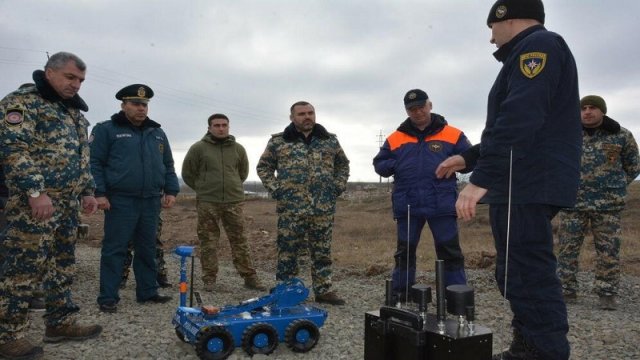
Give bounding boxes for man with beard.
[257,101,350,305]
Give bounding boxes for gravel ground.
[19,244,640,359]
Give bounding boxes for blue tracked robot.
[172,246,328,360]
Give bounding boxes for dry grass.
[330,183,640,276]
[79,182,640,276]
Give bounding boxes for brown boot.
[244,276,267,291]
[315,291,346,305]
[0,338,43,359]
[43,322,102,343]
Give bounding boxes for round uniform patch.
[429,142,443,152]
[5,111,24,125]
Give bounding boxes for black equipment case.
[364,306,492,360]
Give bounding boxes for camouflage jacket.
[573,116,640,211]
[0,71,94,201]
[256,123,350,216]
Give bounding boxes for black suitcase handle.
[379,306,423,330]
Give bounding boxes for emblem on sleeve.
[519,52,547,79]
[5,110,24,125]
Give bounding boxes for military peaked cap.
[115,84,154,103]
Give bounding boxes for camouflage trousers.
[196,201,256,285]
[0,195,81,343]
[277,213,334,296]
[121,215,167,284]
[557,210,622,296]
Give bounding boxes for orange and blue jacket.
[373,114,471,218]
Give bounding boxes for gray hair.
[45,52,86,71]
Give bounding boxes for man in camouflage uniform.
[0,52,103,359]
[557,95,640,310]
[120,215,171,289]
[182,113,265,292]
[257,101,350,305]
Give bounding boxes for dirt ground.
[79,182,640,277]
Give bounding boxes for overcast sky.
[1,1,639,182]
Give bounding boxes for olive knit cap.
[580,95,607,114]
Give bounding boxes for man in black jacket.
[437,1,581,359]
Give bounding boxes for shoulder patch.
[271,132,284,138]
[4,107,24,126]
[519,52,547,79]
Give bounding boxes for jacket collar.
[397,113,447,137]
[585,115,620,135]
[111,111,160,129]
[282,122,330,142]
[493,25,546,63]
[32,70,88,112]
[202,132,235,144]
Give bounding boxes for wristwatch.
[29,190,41,198]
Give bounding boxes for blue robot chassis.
[172,245,328,360]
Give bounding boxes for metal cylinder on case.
[445,284,475,317]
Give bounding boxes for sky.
[1,1,639,182]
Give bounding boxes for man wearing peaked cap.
[557,95,639,312]
[436,0,581,359]
[374,89,471,303]
[113,84,173,290]
[90,84,180,313]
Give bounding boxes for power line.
[0,47,286,124]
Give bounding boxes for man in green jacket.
[182,113,265,291]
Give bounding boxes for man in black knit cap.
[437,1,581,359]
